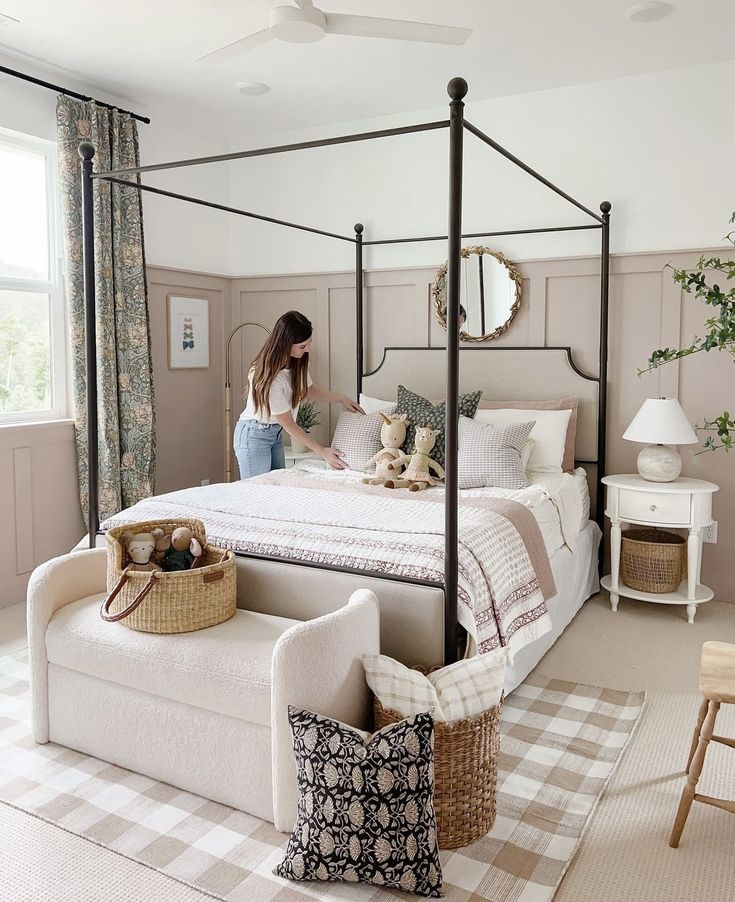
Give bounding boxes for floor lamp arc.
[224,321,271,482]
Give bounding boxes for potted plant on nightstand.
[292,400,320,453]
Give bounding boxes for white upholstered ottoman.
[27,548,380,831]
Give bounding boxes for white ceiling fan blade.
[196,28,274,63]
[324,13,471,46]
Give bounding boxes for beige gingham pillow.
[363,649,508,723]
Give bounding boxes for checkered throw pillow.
[363,649,508,723]
[331,410,385,471]
[458,416,535,489]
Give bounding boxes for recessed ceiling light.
[235,81,270,96]
[626,2,674,24]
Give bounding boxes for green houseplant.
[640,212,735,455]
[292,399,320,453]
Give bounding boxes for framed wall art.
[167,295,209,368]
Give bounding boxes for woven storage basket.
[102,519,236,633]
[374,695,503,849]
[621,528,687,594]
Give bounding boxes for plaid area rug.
[0,648,644,901]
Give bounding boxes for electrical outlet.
[702,521,718,544]
[200,479,210,487]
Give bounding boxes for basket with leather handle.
[101,519,236,633]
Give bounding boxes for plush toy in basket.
[100,518,236,633]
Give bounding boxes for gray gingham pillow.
[396,385,482,469]
[275,707,442,897]
[458,416,535,489]
[331,410,384,471]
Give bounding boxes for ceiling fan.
[197,0,472,63]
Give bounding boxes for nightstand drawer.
[619,490,691,524]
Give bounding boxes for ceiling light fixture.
[0,11,21,27]
[235,81,270,96]
[626,2,674,24]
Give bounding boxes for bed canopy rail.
[79,76,610,666]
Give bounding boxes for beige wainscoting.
[0,420,84,609]
[231,247,734,604]
[147,266,230,494]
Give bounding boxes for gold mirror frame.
[432,246,523,343]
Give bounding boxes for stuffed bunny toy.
[362,412,409,486]
[155,526,204,572]
[383,426,445,492]
[122,529,164,572]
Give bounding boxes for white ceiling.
[2,0,735,135]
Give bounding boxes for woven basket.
[102,519,236,633]
[374,695,503,849]
[621,528,687,594]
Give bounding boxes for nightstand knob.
[649,504,657,512]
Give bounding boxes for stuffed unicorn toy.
[362,412,409,485]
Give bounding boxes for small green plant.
[296,399,320,433]
[639,212,735,455]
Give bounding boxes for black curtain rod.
[0,64,151,124]
[91,120,450,179]
[100,175,356,243]
[463,120,602,223]
[364,223,602,246]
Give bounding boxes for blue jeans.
[234,420,285,479]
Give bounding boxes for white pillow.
[363,649,508,723]
[521,438,535,473]
[475,407,572,476]
[359,392,396,414]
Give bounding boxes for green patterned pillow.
[396,385,482,468]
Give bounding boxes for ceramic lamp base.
[637,444,682,482]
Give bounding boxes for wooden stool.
[669,641,735,847]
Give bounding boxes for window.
[0,128,67,423]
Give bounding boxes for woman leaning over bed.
[235,311,364,478]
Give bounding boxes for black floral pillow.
[275,707,442,898]
[396,385,482,468]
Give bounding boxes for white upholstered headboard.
[361,346,600,462]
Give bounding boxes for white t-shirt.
[240,367,313,424]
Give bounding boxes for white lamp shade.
[622,398,698,445]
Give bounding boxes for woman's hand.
[341,396,365,414]
[320,447,347,469]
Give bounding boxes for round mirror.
[432,246,522,342]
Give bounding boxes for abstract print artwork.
[168,296,209,368]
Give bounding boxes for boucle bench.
[27,548,380,831]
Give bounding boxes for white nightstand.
[600,474,719,623]
[284,449,319,468]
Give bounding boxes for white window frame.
[0,127,68,425]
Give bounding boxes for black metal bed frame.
[79,77,610,665]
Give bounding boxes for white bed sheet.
[292,461,590,558]
[503,520,601,693]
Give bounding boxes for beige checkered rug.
[0,648,644,901]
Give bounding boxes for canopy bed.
[80,77,611,678]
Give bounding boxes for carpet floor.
[1,593,734,901]
[0,644,642,901]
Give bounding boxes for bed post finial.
[600,200,612,215]
[354,222,364,235]
[78,141,96,161]
[447,77,468,101]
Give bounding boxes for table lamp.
[622,397,698,482]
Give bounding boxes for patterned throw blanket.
[101,471,556,657]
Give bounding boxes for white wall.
[226,60,735,276]
[0,52,231,275]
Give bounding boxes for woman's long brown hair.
[249,311,312,419]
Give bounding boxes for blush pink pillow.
[479,397,579,472]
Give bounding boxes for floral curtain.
[56,96,156,522]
